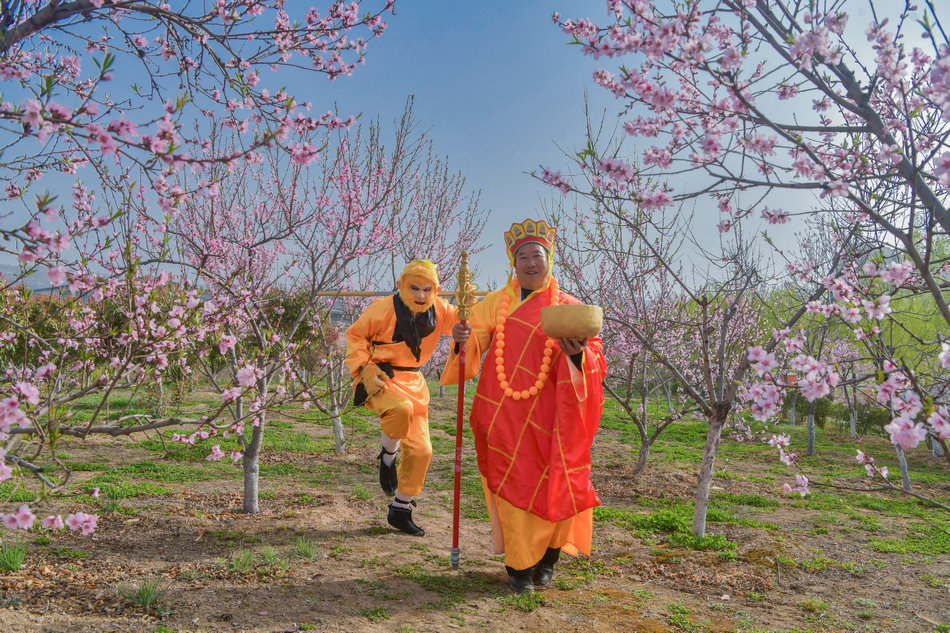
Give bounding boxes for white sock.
[381,432,400,467]
[392,495,413,509]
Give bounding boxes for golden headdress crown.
[400,259,439,286]
[504,219,556,266]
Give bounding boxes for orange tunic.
[346,295,456,497]
[442,277,606,568]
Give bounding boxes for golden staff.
[451,251,477,570]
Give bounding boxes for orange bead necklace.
[494,278,559,400]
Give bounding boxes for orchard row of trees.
[543,0,950,535]
[3,0,950,542]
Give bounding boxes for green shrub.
[785,395,833,428]
[826,400,891,435]
[668,532,737,552]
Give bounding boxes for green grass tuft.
[498,591,546,612]
[291,536,320,559]
[0,538,28,572]
[118,575,170,611]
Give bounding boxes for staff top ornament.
[455,251,478,321]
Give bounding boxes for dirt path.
[1,398,949,633]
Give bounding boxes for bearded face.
[398,275,437,314]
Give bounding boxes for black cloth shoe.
[387,500,424,536]
[506,565,535,594]
[377,448,398,496]
[532,547,561,587]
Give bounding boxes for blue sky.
[319,1,615,287]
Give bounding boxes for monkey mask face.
[397,260,439,315]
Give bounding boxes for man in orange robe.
[346,260,457,536]
[442,219,606,593]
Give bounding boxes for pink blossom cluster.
[1,505,35,530]
[856,450,889,479]
[1,506,97,535]
[865,367,944,450]
[64,512,98,535]
[768,433,799,467]
[742,382,782,422]
[760,207,790,225]
[0,396,28,439]
[540,169,570,193]
[0,447,11,483]
[931,46,950,119]
[789,354,840,402]
[747,346,777,376]
[926,405,950,438]
[206,444,225,461]
[236,366,262,387]
[723,416,760,443]
[873,368,910,406]
[870,261,915,287]
[171,428,218,445]
[782,474,810,497]
[883,414,929,450]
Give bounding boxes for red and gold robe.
[442,276,606,569]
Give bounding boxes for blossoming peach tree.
[167,101,485,513]
[0,0,401,530]
[552,190,837,536]
[548,0,950,531]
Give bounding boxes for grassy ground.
[0,382,949,633]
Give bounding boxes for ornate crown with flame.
[504,219,556,266]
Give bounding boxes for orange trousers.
[365,372,432,498]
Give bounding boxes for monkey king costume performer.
[345,260,457,536]
[441,219,607,593]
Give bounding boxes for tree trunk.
[633,437,652,476]
[241,375,270,514]
[243,420,263,514]
[842,385,857,438]
[894,443,911,492]
[692,414,725,537]
[328,361,347,454]
[789,391,798,426]
[331,402,346,454]
[439,384,445,398]
[935,437,945,458]
[806,400,816,457]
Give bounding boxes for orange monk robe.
[441,277,606,570]
[345,295,457,497]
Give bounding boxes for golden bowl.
[540,304,603,339]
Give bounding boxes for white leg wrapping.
[380,431,400,467]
